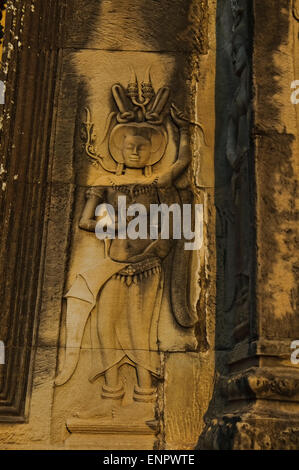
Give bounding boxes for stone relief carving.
[55,70,199,424]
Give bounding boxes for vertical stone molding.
[198,0,299,450]
[0,0,65,421]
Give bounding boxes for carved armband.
[85,186,105,200]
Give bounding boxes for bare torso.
[97,184,175,263]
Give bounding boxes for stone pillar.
[199,0,299,450]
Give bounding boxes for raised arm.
[79,187,105,232]
[158,104,191,186]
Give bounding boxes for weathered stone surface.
[0,0,298,452]
[63,0,209,53]
[50,38,216,446]
[163,352,214,450]
[0,0,216,450]
[199,0,299,450]
[254,0,299,340]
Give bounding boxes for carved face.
[122,135,152,168]
[109,123,167,168]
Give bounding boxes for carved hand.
[170,104,189,130]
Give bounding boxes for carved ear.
[150,129,164,153]
[112,133,125,151]
[116,163,124,175]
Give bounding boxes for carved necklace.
[110,178,158,199]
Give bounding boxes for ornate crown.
[81,68,170,172]
[112,67,170,125]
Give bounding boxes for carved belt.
[112,257,161,286]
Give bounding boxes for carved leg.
[113,271,160,423]
[102,366,125,400]
[134,366,155,403]
[117,271,161,376]
[96,277,127,398]
[104,367,119,388]
[136,366,152,389]
[73,365,123,419]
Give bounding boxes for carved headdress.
[82,68,170,175]
[108,68,170,175]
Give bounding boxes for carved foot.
[133,384,156,403]
[72,399,121,420]
[101,383,125,400]
[113,401,155,423]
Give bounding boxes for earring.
[116,163,124,176]
[144,165,152,177]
